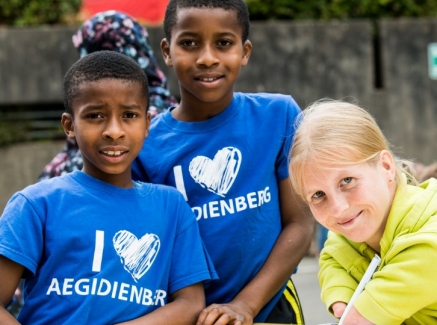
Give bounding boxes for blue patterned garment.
[38,10,178,181]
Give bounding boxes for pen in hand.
[338,254,381,325]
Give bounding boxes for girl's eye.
[312,191,325,199]
[341,177,352,185]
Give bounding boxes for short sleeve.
[0,193,44,275]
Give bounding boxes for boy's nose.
[102,118,125,140]
[196,45,219,67]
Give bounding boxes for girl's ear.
[379,150,396,181]
[161,38,172,67]
[241,40,253,67]
[61,113,75,139]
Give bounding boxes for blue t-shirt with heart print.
[0,171,216,324]
[132,92,301,322]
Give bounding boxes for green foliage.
[0,0,82,26]
[0,121,29,146]
[245,0,437,20]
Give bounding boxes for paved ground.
[292,256,338,325]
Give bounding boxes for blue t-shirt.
[0,171,216,324]
[132,92,301,321]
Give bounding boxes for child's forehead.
[76,78,137,93]
[73,78,147,105]
[175,7,240,30]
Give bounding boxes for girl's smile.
[303,150,397,251]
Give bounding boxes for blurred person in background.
[38,10,178,181]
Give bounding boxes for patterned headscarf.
[38,10,178,181]
[72,10,178,117]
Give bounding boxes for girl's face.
[302,150,397,251]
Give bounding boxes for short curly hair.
[64,51,149,115]
[164,0,250,42]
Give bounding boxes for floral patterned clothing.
[38,10,177,181]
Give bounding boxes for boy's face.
[62,78,150,188]
[161,7,252,114]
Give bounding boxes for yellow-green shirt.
[319,178,437,324]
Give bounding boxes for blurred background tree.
[3,0,437,27]
[0,0,82,26]
[245,0,437,20]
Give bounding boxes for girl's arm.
[0,256,24,324]
[336,305,374,325]
[319,233,371,315]
[116,282,205,325]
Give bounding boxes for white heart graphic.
[113,230,160,282]
[189,147,241,197]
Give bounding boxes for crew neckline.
[160,93,242,133]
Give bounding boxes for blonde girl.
[290,99,437,325]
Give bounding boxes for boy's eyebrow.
[120,104,145,110]
[79,103,144,111]
[176,31,239,38]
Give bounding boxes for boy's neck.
[171,96,234,122]
[82,165,135,189]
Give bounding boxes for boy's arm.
[116,283,205,325]
[0,256,24,324]
[197,178,314,325]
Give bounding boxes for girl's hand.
[331,301,347,318]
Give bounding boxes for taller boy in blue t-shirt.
[0,51,215,324]
[132,0,314,324]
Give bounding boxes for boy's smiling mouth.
[102,150,126,157]
[100,146,130,158]
[200,77,219,82]
[195,75,224,88]
[195,73,223,82]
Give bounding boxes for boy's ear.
[144,112,152,139]
[61,113,75,139]
[161,38,172,67]
[241,40,252,67]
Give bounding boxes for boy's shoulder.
[236,92,299,109]
[135,181,188,201]
[235,92,301,118]
[238,92,294,100]
[20,172,75,195]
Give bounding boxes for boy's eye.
[180,40,197,47]
[217,39,232,47]
[123,112,139,118]
[86,113,104,119]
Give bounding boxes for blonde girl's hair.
[289,99,417,200]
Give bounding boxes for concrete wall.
[0,141,65,212]
[376,19,437,163]
[1,19,437,212]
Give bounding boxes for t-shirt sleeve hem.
[169,270,216,295]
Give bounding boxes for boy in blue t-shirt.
[131,0,314,324]
[0,51,215,324]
